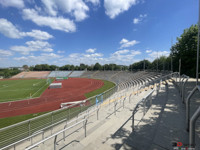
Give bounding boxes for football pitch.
[0,79,52,102]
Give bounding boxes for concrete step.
[64,89,153,150]
[120,81,192,150]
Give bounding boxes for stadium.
[0,1,200,150]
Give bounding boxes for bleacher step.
[63,90,152,150]
[121,82,190,150]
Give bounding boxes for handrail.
[180,75,189,103]
[25,119,86,150]
[0,107,90,150]
[132,90,155,132]
[0,72,176,149]
[185,85,200,147]
[189,106,200,147]
[186,85,200,131]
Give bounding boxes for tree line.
[0,68,21,78]
[28,63,129,71]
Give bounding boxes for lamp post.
[196,0,200,85]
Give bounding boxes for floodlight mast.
[196,0,200,85]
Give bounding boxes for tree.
[23,65,28,70]
[170,24,198,77]
[93,63,102,70]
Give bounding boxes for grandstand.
[1,71,200,150]
[11,71,50,79]
[69,71,85,77]
[48,71,71,78]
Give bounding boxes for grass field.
[0,79,116,148]
[84,80,115,98]
[0,79,115,129]
[0,79,53,102]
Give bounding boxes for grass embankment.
[84,80,115,98]
[0,80,115,129]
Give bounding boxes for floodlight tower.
[157,51,158,72]
[197,0,200,85]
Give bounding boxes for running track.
[0,78,104,118]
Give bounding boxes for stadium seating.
[48,71,72,77]
[69,71,85,77]
[11,71,50,78]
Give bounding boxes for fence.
[132,89,155,132]
[23,73,176,150]
[0,85,117,149]
[0,72,177,149]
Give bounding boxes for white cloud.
[109,49,141,65]
[0,0,24,9]
[57,50,65,54]
[86,48,96,53]
[60,49,141,65]
[0,18,53,40]
[146,50,152,53]
[0,18,21,39]
[133,14,147,24]
[21,30,53,40]
[41,0,89,21]
[84,53,103,57]
[14,53,62,64]
[0,49,13,56]
[104,0,138,19]
[113,49,130,55]
[10,40,54,55]
[146,50,170,61]
[119,38,139,49]
[22,8,76,32]
[85,0,100,6]
[133,18,139,24]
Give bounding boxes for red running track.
[0,78,104,118]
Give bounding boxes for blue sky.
[0,0,198,67]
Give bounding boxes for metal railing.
[132,89,155,132]
[185,85,200,147]
[0,72,176,149]
[26,119,87,150]
[0,85,117,149]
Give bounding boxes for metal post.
[51,112,53,135]
[114,102,117,115]
[84,119,88,137]
[171,56,173,72]
[189,106,200,147]
[182,77,189,103]
[129,94,132,103]
[28,120,31,138]
[66,109,68,125]
[157,51,158,72]
[197,0,200,85]
[97,108,99,120]
[143,99,146,116]
[63,125,67,141]
[132,112,135,132]
[179,59,181,82]
[123,97,125,109]
[54,135,57,150]
[186,86,198,131]
[42,132,44,143]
